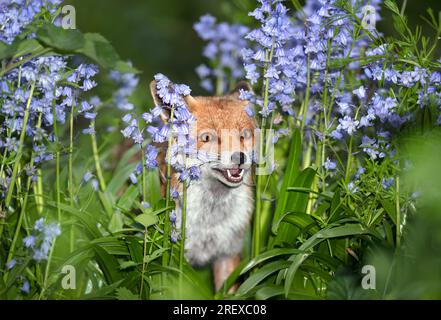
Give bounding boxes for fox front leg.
[213,254,241,293]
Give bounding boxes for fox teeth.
[226,169,244,179]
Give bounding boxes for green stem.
[0,48,51,77]
[179,181,187,269]
[141,144,148,202]
[162,105,176,267]
[139,145,149,299]
[216,74,224,96]
[91,121,106,191]
[68,104,75,253]
[53,97,61,222]
[39,236,58,299]
[139,226,148,299]
[5,82,36,207]
[400,0,408,15]
[344,107,361,184]
[5,112,42,267]
[68,104,75,204]
[34,168,44,214]
[253,45,274,258]
[179,181,188,295]
[300,54,311,135]
[345,136,353,184]
[395,175,401,248]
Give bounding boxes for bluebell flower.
[355,167,365,179]
[7,259,17,270]
[91,179,99,191]
[169,210,177,223]
[337,116,359,136]
[382,177,394,190]
[347,181,359,194]
[194,15,249,92]
[109,62,139,110]
[129,173,138,185]
[170,230,179,243]
[145,145,159,169]
[15,218,61,264]
[323,158,337,171]
[353,86,366,100]
[21,280,30,294]
[23,235,36,248]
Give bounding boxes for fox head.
[150,81,255,188]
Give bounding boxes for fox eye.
[199,132,215,143]
[240,129,253,140]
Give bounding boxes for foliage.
[1,0,441,300]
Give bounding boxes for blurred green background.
[64,0,253,96]
[65,0,441,100]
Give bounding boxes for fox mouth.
[213,168,244,184]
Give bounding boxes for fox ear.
[149,80,169,123]
[229,81,253,98]
[149,80,162,108]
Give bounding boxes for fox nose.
[231,152,246,166]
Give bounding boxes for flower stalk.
[5,81,36,208]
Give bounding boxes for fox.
[149,80,255,292]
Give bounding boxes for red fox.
[150,81,255,291]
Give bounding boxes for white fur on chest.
[175,175,254,266]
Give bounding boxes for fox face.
[185,90,255,188]
[150,81,255,291]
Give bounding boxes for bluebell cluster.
[22,218,61,261]
[122,74,201,187]
[0,0,102,200]
[0,0,62,44]
[194,15,249,93]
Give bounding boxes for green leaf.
[47,201,102,238]
[117,185,139,212]
[119,261,139,270]
[284,223,374,297]
[92,237,130,256]
[77,33,140,73]
[380,198,398,225]
[108,211,124,233]
[144,248,168,264]
[327,269,374,300]
[93,245,123,284]
[236,260,291,296]
[36,23,85,51]
[13,39,44,58]
[98,191,116,218]
[82,280,125,300]
[269,129,302,248]
[135,213,158,228]
[384,0,400,15]
[116,287,140,300]
[107,162,137,196]
[240,248,304,276]
[0,39,43,61]
[272,167,317,247]
[255,285,320,300]
[328,187,343,223]
[272,212,319,236]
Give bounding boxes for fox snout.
[231,151,247,166]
